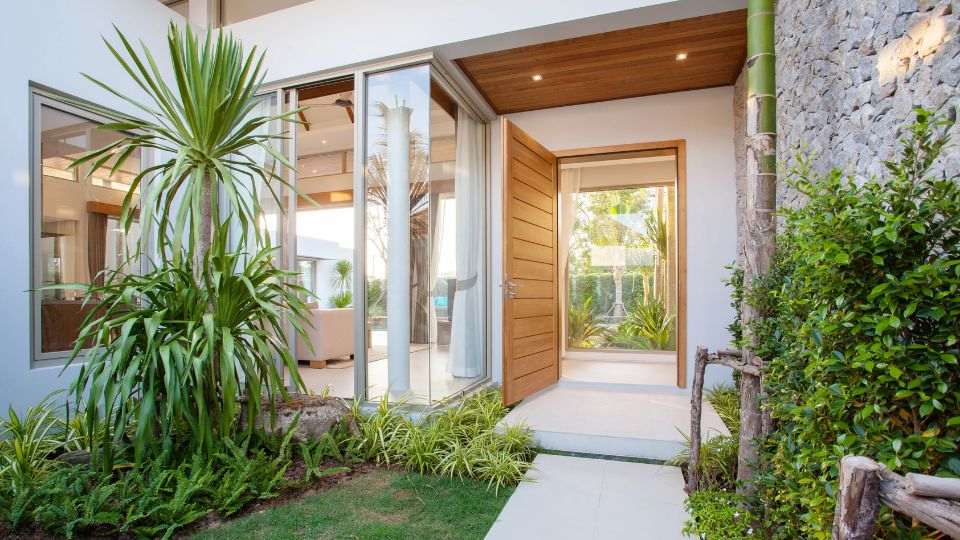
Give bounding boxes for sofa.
[296,307,355,368]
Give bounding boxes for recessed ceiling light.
[676,52,688,61]
[531,74,543,82]
[311,169,317,174]
[321,139,328,144]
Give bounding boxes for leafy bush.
[0,395,73,491]
[353,390,535,494]
[755,109,960,538]
[617,299,675,350]
[683,490,755,540]
[567,296,606,348]
[69,234,310,468]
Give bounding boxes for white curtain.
[449,109,484,378]
[428,191,444,339]
[558,168,582,356]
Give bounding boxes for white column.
[385,104,412,398]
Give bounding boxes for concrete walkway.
[486,453,690,540]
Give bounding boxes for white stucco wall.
[0,0,184,413]
[498,87,738,389]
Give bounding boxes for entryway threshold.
[500,384,728,461]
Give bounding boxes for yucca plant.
[71,23,299,267]
[70,231,310,467]
[59,23,309,468]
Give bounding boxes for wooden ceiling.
[455,10,746,114]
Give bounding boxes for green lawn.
[189,468,514,540]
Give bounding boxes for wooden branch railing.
[687,346,762,493]
[833,455,960,539]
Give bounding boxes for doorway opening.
[557,145,685,388]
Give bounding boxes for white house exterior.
[1,0,744,414]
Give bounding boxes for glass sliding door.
[361,65,487,404]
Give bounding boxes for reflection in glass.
[37,104,141,354]
[362,67,487,404]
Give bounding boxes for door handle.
[503,279,519,298]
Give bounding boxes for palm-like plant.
[71,23,299,267]
[61,24,308,467]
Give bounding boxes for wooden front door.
[502,121,559,405]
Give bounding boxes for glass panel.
[429,83,486,401]
[292,79,356,399]
[37,104,141,355]
[563,152,678,353]
[364,65,431,404]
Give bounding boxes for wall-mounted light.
[676,52,688,61]
[531,74,543,82]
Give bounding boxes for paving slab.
[486,454,690,540]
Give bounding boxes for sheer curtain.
[449,109,484,378]
[558,168,582,356]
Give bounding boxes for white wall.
[0,0,184,413]
[497,87,738,389]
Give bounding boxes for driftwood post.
[686,346,709,493]
[833,455,960,539]
[832,456,882,540]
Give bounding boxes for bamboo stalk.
[738,0,777,495]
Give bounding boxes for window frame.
[29,87,147,368]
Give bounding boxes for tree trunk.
[196,172,214,281]
[737,0,777,495]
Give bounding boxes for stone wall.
[776,0,959,206]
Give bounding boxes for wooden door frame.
[551,140,688,389]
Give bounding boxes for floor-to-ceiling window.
[363,65,486,404]
[282,63,487,405]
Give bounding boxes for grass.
[189,468,514,540]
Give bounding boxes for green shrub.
[756,109,960,538]
[617,299,675,350]
[671,384,741,491]
[353,390,535,494]
[706,384,740,435]
[0,394,73,490]
[68,234,310,469]
[567,296,606,348]
[683,490,755,540]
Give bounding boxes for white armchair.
[296,307,355,368]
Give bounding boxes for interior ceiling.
[454,9,746,114]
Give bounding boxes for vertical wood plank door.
[502,121,559,405]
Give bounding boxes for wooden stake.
[686,346,708,493]
[833,456,882,540]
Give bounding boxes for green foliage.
[68,233,309,468]
[0,394,72,491]
[753,109,960,538]
[671,384,740,491]
[70,23,299,260]
[567,296,606,348]
[330,290,353,308]
[618,299,675,350]
[683,490,755,540]
[353,390,535,494]
[568,269,653,317]
[723,264,745,349]
[706,384,741,435]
